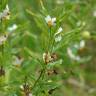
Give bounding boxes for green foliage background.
[0,0,96,96]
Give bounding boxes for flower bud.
[82,31,91,39]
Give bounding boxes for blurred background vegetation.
[0,0,96,96]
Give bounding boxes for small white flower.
[45,15,56,27]
[8,24,18,32]
[67,48,75,60]
[4,4,10,13]
[0,4,10,20]
[43,52,52,63]
[67,40,86,61]
[54,27,63,36]
[0,35,8,45]
[55,35,62,42]
[67,48,81,61]
[73,40,85,50]
[54,27,63,42]
[79,40,85,49]
[13,56,23,67]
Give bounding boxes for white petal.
[8,24,18,32]
[55,27,63,36]
[67,48,75,59]
[13,56,23,66]
[12,24,17,30]
[0,35,7,45]
[67,48,81,61]
[55,35,62,42]
[0,4,10,20]
[43,53,46,61]
[45,15,51,23]
[58,27,63,33]
[80,40,85,48]
[6,4,9,11]
[52,17,56,23]
[3,5,9,14]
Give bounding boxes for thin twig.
[32,65,46,90]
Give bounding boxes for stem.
[32,65,46,90]
[50,38,55,53]
[47,27,52,52]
